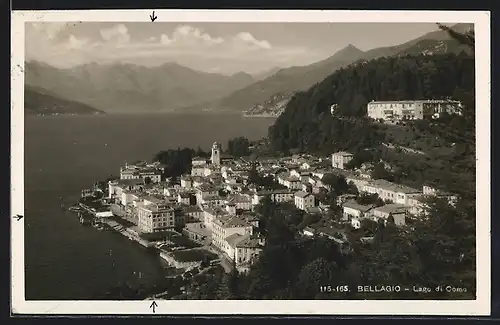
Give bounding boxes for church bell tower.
[211,142,221,165]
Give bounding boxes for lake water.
[24,113,275,300]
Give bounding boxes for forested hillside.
[269,52,475,199]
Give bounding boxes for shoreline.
[68,200,221,300]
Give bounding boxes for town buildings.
[105,138,461,273]
[119,161,163,183]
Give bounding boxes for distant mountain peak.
[338,43,364,55]
[345,43,361,50]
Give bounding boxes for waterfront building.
[182,222,211,245]
[108,179,145,202]
[366,99,463,122]
[119,161,162,183]
[137,200,175,233]
[331,151,354,169]
[211,215,253,256]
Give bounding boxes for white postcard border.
[11,10,491,315]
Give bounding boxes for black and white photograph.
[11,10,490,315]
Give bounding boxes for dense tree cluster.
[227,136,251,157]
[152,148,196,179]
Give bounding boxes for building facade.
[362,179,421,205]
[332,151,354,169]
[211,142,221,165]
[294,191,315,211]
[367,100,463,122]
[137,202,175,233]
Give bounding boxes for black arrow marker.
[150,300,158,313]
[150,11,157,22]
[13,214,23,221]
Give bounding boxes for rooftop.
[225,233,250,248]
[333,151,354,156]
[366,179,421,194]
[373,203,410,214]
[342,200,375,212]
[183,206,203,213]
[115,179,144,187]
[295,191,311,198]
[256,189,293,196]
[215,215,250,228]
[236,236,263,249]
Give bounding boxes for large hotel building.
[366,99,462,122]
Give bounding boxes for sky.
[25,22,447,75]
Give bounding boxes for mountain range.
[24,23,473,115]
[25,61,255,113]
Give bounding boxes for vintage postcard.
[11,10,490,315]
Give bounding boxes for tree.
[295,258,339,299]
[227,136,251,157]
[227,258,240,299]
[371,162,393,181]
[437,23,475,51]
[322,174,348,194]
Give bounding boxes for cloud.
[234,32,271,49]
[31,22,68,40]
[159,25,224,47]
[160,34,172,45]
[99,24,130,44]
[65,34,90,50]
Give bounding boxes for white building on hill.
[332,151,354,169]
[367,99,462,122]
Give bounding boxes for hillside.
[268,52,475,198]
[24,85,105,116]
[24,61,255,113]
[198,23,473,114]
[252,66,283,81]
[243,92,296,117]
